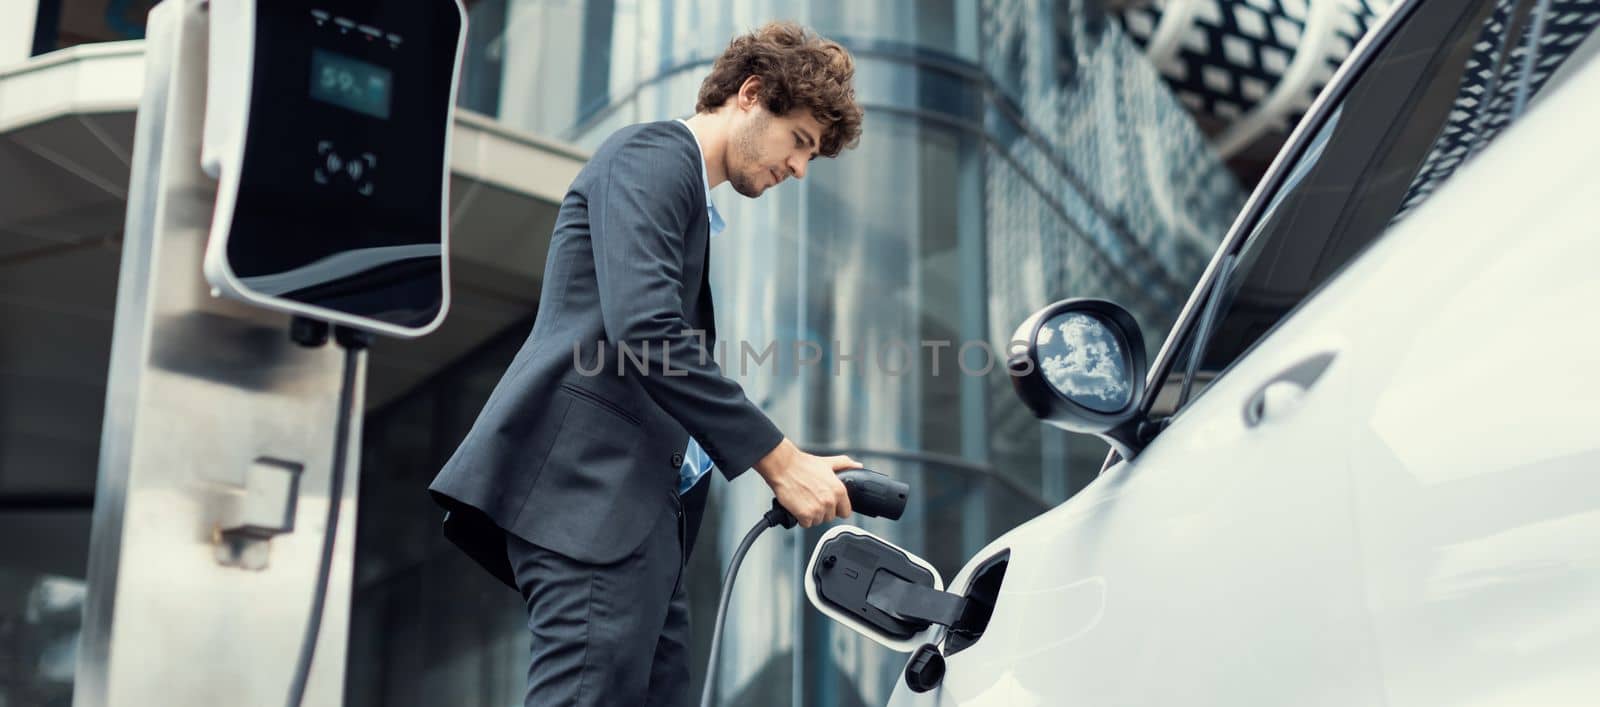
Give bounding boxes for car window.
[1148,0,1600,416]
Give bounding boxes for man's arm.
[587,125,857,526]
[585,125,774,475]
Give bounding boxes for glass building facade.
[348,1,1242,705]
[0,1,1245,706]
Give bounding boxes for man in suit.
[428,21,865,707]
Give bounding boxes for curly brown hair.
[695,21,863,157]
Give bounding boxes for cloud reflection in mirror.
[1036,312,1131,413]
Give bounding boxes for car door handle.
[1243,352,1337,427]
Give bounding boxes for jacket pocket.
[559,382,641,427]
[512,385,655,563]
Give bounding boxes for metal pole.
[76,3,363,705]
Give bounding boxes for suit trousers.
[506,476,709,707]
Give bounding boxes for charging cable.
[285,318,370,707]
[699,470,908,707]
[699,501,796,707]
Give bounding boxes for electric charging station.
[77,2,465,705]
[201,0,461,337]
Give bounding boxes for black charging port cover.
[811,532,938,640]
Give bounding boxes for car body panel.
[1332,57,1600,704]
[878,7,1600,706]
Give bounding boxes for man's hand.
[753,439,863,528]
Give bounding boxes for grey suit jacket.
[428,121,784,587]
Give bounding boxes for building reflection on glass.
[0,1,1254,706]
[346,1,1240,706]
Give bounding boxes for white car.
[807,0,1600,704]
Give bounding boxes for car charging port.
[805,529,1010,695]
[812,532,940,640]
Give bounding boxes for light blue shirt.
[675,119,723,495]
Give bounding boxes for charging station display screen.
[218,0,462,333]
[309,49,393,119]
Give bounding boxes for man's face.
[725,102,827,198]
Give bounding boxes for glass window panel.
[456,0,508,116]
[31,0,158,55]
[347,322,536,707]
[810,0,977,60]
[1156,0,1600,413]
[0,510,89,707]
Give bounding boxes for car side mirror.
[1007,298,1149,459]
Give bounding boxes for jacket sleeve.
[587,126,785,478]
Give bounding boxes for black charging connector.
[699,469,909,707]
[288,316,330,348]
[333,324,372,351]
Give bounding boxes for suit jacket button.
[670,452,685,468]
